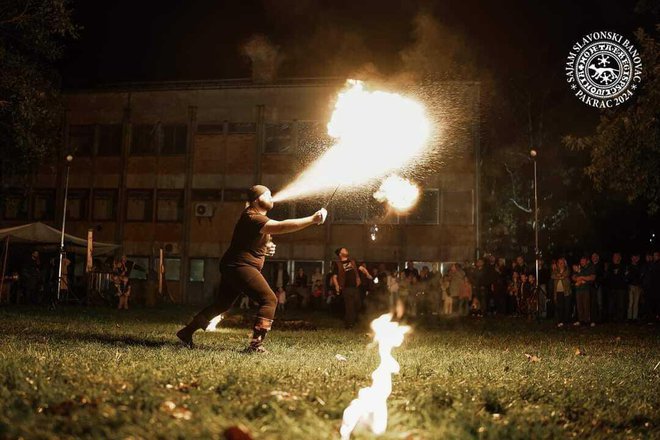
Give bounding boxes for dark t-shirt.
[332,259,358,289]
[220,209,271,270]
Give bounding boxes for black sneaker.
[176,328,194,348]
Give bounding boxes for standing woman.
[552,258,572,327]
[177,185,325,352]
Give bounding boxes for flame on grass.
[273,80,430,202]
[205,315,223,332]
[373,175,420,212]
[340,313,410,439]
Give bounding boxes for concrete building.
[0,78,480,304]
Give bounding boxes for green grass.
[0,306,658,439]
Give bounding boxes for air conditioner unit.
[163,242,180,255]
[195,202,214,217]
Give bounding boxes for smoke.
[241,34,282,83]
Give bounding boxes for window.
[131,124,158,155]
[192,189,223,201]
[157,190,183,222]
[127,256,149,280]
[126,190,153,221]
[333,202,364,223]
[298,121,331,150]
[161,124,187,155]
[2,192,28,220]
[189,259,205,282]
[197,124,225,134]
[406,190,439,224]
[228,122,256,134]
[92,189,117,221]
[163,258,181,281]
[69,125,94,156]
[268,202,290,221]
[67,190,89,221]
[265,123,294,153]
[33,190,56,221]
[223,189,249,202]
[442,190,473,225]
[97,124,122,156]
[294,200,318,218]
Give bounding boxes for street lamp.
[56,154,73,302]
[530,149,539,288]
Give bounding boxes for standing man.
[572,256,596,326]
[331,247,361,328]
[177,185,325,352]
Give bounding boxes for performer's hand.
[313,208,327,225]
[266,241,276,257]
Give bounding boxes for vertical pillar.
[117,93,132,246]
[181,105,198,304]
[473,83,481,259]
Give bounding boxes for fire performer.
[176,185,326,352]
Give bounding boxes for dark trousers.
[576,289,591,323]
[608,289,628,322]
[196,265,277,323]
[555,293,570,324]
[342,287,360,327]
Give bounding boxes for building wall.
[0,79,480,304]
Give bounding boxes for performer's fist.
[313,208,327,225]
[266,241,276,256]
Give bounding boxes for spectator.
[526,274,539,319]
[311,267,323,291]
[294,267,309,308]
[404,260,419,280]
[537,259,551,319]
[512,255,527,277]
[448,264,465,315]
[114,275,131,310]
[591,252,605,323]
[441,275,452,315]
[22,250,42,305]
[605,253,627,322]
[331,247,361,329]
[552,258,572,327]
[572,256,595,326]
[507,271,521,315]
[470,259,487,315]
[358,262,373,312]
[459,276,472,316]
[626,254,643,322]
[276,287,286,312]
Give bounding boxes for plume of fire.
[205,315,223,332]
[373,175,420,212]
[340,313,410,439]
[273,80,430,202]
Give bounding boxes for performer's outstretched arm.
[261,209,326,235]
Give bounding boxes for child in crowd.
[114,275,131,310]
[276,286,286,312]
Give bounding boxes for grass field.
[0,306,658,440]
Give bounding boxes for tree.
[0,0,77,182]
[564,27,660,214]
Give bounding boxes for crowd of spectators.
[272,251,660,326]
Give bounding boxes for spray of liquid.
[273,80,431,203]
[340,313,410,439]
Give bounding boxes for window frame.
[91,188,118,221]
[156,190,184,223]
[125,189,154,222]
[189,258,205,283]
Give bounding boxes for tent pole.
[0,237,8,303]
[57,157,72,302]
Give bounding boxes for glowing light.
[205,315,223,332]
[340,313,410,439]
[373,175,420,212]
[273,80,430,202]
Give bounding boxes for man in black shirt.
[331,247,361,328]
[177,185,325,352]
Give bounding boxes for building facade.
[0,78,480,304]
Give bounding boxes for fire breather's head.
[247,185,274,212]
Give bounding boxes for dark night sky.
[58,0,653,88]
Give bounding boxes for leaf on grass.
[575,347,586,356]
[524,353,541,362]
[335,354,347,362]
[160,400,193,420]
[269,390,298,401]
[223,425,253,440]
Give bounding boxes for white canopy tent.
[0,222,119,255]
